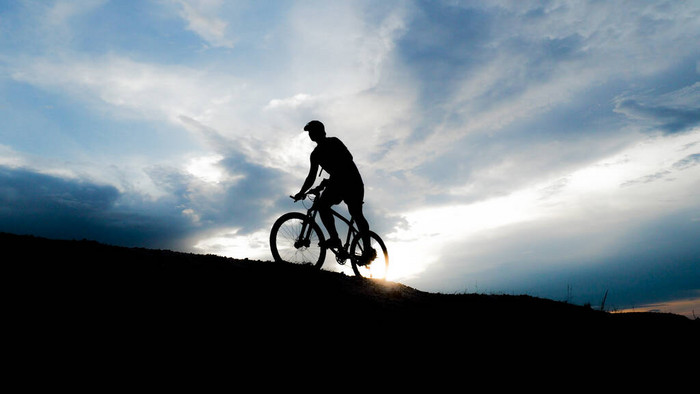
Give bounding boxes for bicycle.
[269,185,389,279]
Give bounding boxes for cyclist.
[293,120,376,265]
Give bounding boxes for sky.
[1,0,699,317]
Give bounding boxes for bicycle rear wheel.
[350,231,389,279]
[270,212,326,268]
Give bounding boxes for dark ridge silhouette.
[4,232,696,357]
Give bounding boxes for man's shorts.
[319,178,364,207]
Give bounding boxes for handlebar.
[290,185,325,201]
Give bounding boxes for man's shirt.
[311,137,363,186]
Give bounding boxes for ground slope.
[5,232,696,353]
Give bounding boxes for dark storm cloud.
[0,165,192,249]
[0,159,290,253]
[0,166,119,213]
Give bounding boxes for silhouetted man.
[294,120,375,265]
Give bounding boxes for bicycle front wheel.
[270,212,326,269]
[350,231,389,279]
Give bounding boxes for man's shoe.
[357,248,377,266]
[320,238,341,249]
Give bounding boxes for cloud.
[6,0,414,180]
[620,171,672,187]
[0,166,119,213]
[359,0,700,218]
[613,83,700,134]
[0,155,288,252]
[673,153,700,170]
[0,165,190,248]
[170,116,293,233]
[389,127,700,290]
[169,0,236,48]
[265,94,317,110]
[400,1,699,123]
[44,0,107,25]
[0,0,106,54]
[10,55,245,126]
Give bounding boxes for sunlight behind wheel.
[321,241,390,280]
[355,258,389,280]
[350,234,389,280]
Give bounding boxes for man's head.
[304,120,325,142]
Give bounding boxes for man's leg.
[317,190,341,248]
[347,201,371,253]
[319,206,340,244]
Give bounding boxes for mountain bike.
[269,185,389,279]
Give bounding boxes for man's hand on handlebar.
[291,184,325,202]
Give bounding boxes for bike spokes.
[270,212,326,268]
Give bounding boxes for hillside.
[4,232,696,353]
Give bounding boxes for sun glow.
[383,129,700,283]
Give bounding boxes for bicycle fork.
[294,210,318,249]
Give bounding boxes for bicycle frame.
[272,187,388,278]
[300,193,358,263]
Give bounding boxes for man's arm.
[294,160,319,200]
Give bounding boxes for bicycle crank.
[335,249,348,265]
